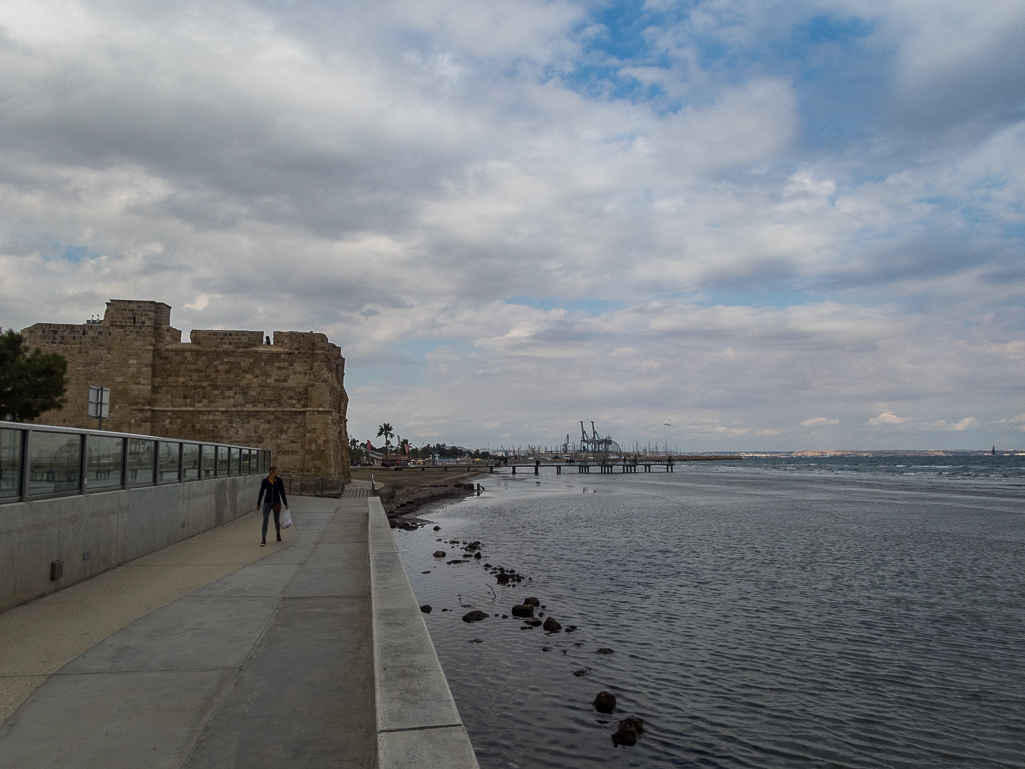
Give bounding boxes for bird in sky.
[664,423,672,427]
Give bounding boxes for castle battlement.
[189,330,265,348]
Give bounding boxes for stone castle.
[22,300,351,480]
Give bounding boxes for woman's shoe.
[276,534,282,542]
[261,538,266,547]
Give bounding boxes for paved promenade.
[0,497,478,768]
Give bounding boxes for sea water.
[392,458,1025,768]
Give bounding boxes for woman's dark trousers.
[262,503,281,538]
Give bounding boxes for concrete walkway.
[0,504,299,725]
[0,497,375,768]
[0,494,482,769]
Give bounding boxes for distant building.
[22,300,350,480]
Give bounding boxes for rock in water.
[420,605,432,613]
[511,604,535,617]
[593,691,617,713]
[433,550,446,558]
[523,596,540,607]
[543,617,562,632]
[462,610,488,623]
[433,525,441,530]
[611,717,645,747]
[573,668,589,677]
[595,647,614,655]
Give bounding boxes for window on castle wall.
[87,435,124,490]
[128,439,155,484]
[201,445,215,478]
[158,442,181,482]
[0,429,23,499]
[183,444,200,480]
[28,431,82,495]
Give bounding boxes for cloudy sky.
[1,0,1023,451]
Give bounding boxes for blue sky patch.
[62,245,94,263]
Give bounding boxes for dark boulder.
[611,717,645,747]
[474,552,482,559]
[462,610,488,623]
[573,668,589,677]
[433,550,446,558]
[542,617,562,632]
[593,691,617,713]
[511,604,534,617]
[595,647,614,655]
[523,597,540,607]
[420,605,432,613]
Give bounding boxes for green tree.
[348,436,367,465]
[0,329,69,422]
[376,422,394,462]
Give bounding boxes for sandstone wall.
[22,300,350,480]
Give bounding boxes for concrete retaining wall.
[0,476,261,613]
[367,497,480,769]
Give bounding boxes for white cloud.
[950,417,978,431]
[0,1,1023,450]
[868,412,913,426]
[931,417,978,431]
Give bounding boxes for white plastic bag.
[280,507,293,529]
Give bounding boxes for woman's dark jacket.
[258,477,288,508]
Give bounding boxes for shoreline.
[349,467,490,524]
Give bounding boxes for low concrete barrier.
[368,497,480,769]
[0,475,261,613]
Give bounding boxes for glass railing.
[0,422,270,502]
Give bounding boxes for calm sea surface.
[393,457,1025,768]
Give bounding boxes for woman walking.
[257,466,289,546]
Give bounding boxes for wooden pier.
[490,455,741,475]
[369,455,741,476]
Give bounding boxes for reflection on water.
[395,462,1025,769]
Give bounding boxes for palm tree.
[377,423,394,463]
